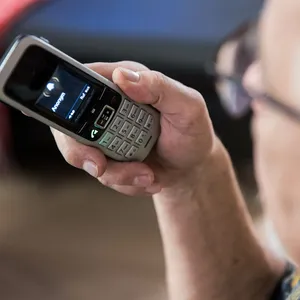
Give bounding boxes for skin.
[49,60,284,299]
[52,60,215,196]
[216,35,287,259]
[23,1,300,296]
[247,0,300,267]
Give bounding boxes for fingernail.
[146,184,162,194]
[133,175,152,187]
[83,161,98,178]
[119,68,140,82]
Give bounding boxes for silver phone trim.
[0,36,160,161]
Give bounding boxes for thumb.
[112,67,206,117]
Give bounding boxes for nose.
[242,61,264,96]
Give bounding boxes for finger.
[98,160,155,187]
[109,184,162,197]
[51,128,107,177]
[85,61,148,81]
[112,68,206,116]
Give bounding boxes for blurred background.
[0,0,268,299]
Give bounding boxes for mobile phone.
[0,35,160,161]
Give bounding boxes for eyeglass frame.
[204,61,300,123]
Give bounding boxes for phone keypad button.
[95,105,115,129]
[119,121,132,137]
[99,132,114,147]
[128,105,139,121]
[86,127,101,141]
[110,116,123,132]
[125,146,138,159]
[136,110,146,125]
[127,126,139,141]
[136,131,148,145]
[144,114,153,130]
[120,99,131,116]
[117,141,131,156]
[108,137,122,151]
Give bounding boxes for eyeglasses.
[205,62,300,123]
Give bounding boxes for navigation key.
[95,105,115,129]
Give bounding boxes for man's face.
[248,0,300,263]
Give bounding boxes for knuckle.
[63,147,80,168]
[98,176,110,187]
[188,89,207,116]
[111,185,144,196]
[108,175,123,186]
[99,171,132,187]
[176,89,209,131]
[118,60,135,67]
[119,60,149,71]
[150,71,168,104]
[114,172,133,185]
[152,71,168,90]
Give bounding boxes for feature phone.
[0,35,160,161]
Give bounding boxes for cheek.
[251,109,287,200]
[251,104,274,160]
[252,108,300,208]
[251,114,271,195]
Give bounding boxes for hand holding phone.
[51,61,217,196]
[0,36,216,197]
[0,35,160,161]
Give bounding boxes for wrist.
[157,137,231,196]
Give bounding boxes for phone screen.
[36,65,92,121]
[4,45,103,132]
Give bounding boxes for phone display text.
[36,65,92,121]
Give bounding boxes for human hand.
[51,61,217,196]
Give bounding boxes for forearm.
[153,141,284,300]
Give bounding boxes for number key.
[136,110,146,125]
[119,99,131,115]
[128,105,139,121]
[119,121,132,137]
[110,116,123,132]
[117,141,131,156]
[125,146,138,159]
[108,137,122,152]
[144,114,153,130]
[128,126,139,141]
[99,132,114,147]
[136,131,147,145]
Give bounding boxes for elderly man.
[43,0,300,298]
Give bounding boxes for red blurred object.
[0,0,45,172]
[0,0,43,36]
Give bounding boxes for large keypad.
[97,99,154,159]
